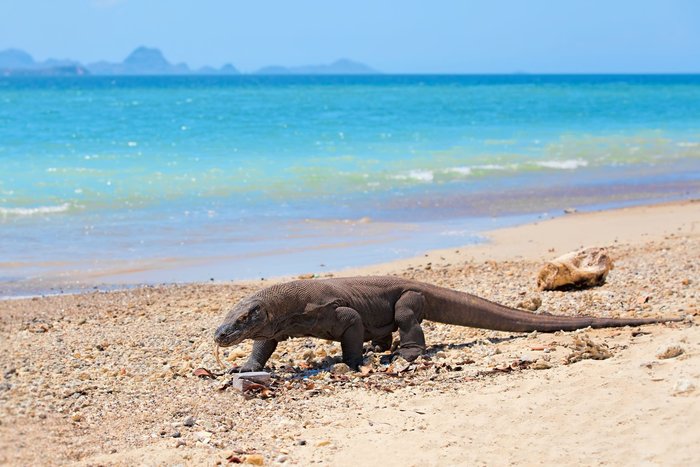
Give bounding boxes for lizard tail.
[420,285,682,332]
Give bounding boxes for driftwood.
[537,247,613,291]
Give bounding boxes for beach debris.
[636,294,652,305]
[656,343,684,360]
[516,294,542,311]
[565,335,612,363]
[193,368,216,379]
[563,207,578,214]
[219,372,274,398]
[215,344,227,370]
[233,372,272,385]
[537,247,614,291]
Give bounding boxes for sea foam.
[535,159,589,170]
[392,170,434,182]
[0,203,72,217]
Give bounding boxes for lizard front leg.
[395,291,427,361]
[235,339,278,372]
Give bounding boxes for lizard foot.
[397,347,424,362]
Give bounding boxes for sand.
[0,200,698,466]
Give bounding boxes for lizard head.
[214,296,269,347]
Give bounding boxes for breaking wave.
[0,203,73,217]
[535,159,589,170]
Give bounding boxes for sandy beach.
[1,200,698,466]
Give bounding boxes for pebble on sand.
[656,344,684,360]
[672,379,696,395]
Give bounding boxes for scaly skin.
[213,276,681,370]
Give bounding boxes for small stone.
[172,431,181,438]
[672,379,695,395]
[295,439,307,446]
[244,453,264,465]
[71,414,83,422]
[531,359,552,370]
[681,278,691,286]
[275,455,288,463]
[200,420,215,432]
[516,295,542,311]
[656,344,684,360]
[330,363,351,375]
[183,416,196,427]
[519,354,536,363]
[175,439,186,448]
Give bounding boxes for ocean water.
[1,75,699,294]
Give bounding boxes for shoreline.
[1,197,698,465]
[2,197,698,299]
[342,198,700,276]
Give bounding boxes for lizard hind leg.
[335,306,365,370]
[395,291,427,361]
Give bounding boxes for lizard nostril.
[214,325,230,343]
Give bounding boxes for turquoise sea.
[1,75,699,295]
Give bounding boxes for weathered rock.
[656,343,684,360]
[537,247,614,290]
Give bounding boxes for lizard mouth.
[213,324,243,347]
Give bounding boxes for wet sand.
[0,200,698,465]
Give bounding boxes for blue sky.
[1,0,698,73]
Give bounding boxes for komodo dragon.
[213,276,680,371]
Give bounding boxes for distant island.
[0,46,378,76]
[255,59,377,75]
[0,48,88,76]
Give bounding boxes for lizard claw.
[397,347,423,362]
